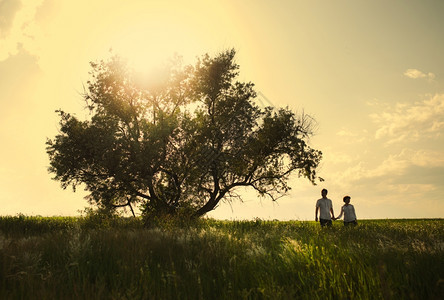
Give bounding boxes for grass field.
[1,216,443,299]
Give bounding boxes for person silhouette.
[315,189,335,227]
[336,196,357,226]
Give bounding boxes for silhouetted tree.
[46,49,322,221]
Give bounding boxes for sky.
[1,0,443,220]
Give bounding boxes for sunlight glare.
[106,14,204,85]
[111,26,173,75]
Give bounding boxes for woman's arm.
[336,206,344,219]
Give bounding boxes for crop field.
[0,216,443,299]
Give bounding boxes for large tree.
[46,50,322,220]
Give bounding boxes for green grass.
[1,216,443,299]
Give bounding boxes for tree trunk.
[193,193,224,218]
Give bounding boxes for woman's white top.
[337,204,356,222]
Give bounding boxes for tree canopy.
[46,49,322,220]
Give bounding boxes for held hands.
[316,217,339,221]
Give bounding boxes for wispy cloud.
[0,0,43,61]
[334,153,408,184]
[0,0,22,38]
[335,129,369,144]
[370,94,444,143]
[330,149,444,195]
[336,129,358,137]
[366,149,444,178]
[403,68,436,80]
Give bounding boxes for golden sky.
[1,0,443,219]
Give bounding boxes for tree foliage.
[46,50,322,220]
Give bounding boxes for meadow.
[0,215,443,299]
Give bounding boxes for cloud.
[364,149,444,178]
[407,149,444,167]
[0,45,41,108]
[403,68,435,80]
[0,0,21,37]
[328,148,444,188]
[333,153,409,184]
[0,0,44,61]
[336,128,368,144]
[325,151,358,165]
[323,151,444,217]
[336,129,357,137]
[370,94,444,143]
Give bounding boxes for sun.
[105,12,207,78]
[88,0,238,83]
[90,0,236,87]
[109,23,176,74]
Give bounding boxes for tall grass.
[1,216,443,299]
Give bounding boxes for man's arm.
[330,207,335,220]
[315,206,319,222]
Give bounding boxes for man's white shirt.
[316,198,333,220]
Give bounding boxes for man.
[315,189,335,227]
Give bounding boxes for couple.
[315,189,357,227]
